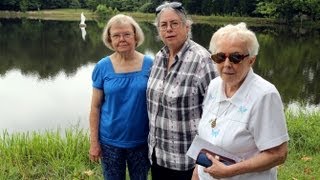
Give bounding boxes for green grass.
[0,111,319,179]
[0,9,278,25]
[278,111,320,179]
[0,9,95,21]
[0,127,102,179]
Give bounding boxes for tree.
[69,0,81,9]
[254,1,277,18]
[28,0,41,10]
[19,0,28,12]
[0,0,19,10]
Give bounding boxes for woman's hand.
[89,88,103,162]
[203,142,288,178]
[192,165,200,180]
[203,153,232,179]
[89,141,101,162]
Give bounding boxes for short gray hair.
[209,22,259,57]
[102,14,144,50]
[154,1,193,38]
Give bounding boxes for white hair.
[209,22,259,57]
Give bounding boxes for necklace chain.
[210,102,232,128]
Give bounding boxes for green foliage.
[277,111,320,179]
[41,0,66,9]
[286,111,320,153]
[0,127,102,179]
[255,0,320,22]
[69,0,81,9]
[0,0,19,10]
[0,0,320,23]
[95,4,119,20]
[86,0,100,11]
[254,2,277,18]
[19,0,28,12]
[106,0,142,12]
[78,0,88,9]
[28,0,41,10]
[138,2,155,13]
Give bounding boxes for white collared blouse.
[198,68,289,180]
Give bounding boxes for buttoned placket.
[151,57,168,156]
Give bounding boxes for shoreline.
[2,9,318,27]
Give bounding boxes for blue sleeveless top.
[92,55,153,148]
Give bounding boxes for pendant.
[210,118,217,128]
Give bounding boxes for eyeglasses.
[159,20,182,31]
[110,32,134,41]
[155,2,185,15]
[211,52,249,64]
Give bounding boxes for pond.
[0,18,319,133]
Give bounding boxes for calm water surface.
[0,18,319,133]
[0,66,91,132]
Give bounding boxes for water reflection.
[80,26,87,41]
[79,12,87,41]
[0,65,93,133]
[0,19,319,132]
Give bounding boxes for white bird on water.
[79,12,86,27]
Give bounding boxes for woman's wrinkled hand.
[203,153,231,179]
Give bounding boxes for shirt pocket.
[163,74,199,106]
[219,117,256,154]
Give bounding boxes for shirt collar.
[160,39,191,61]
[217,68,255,107]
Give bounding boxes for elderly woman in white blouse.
[192,22,289,180]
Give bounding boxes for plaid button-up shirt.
[147,39,216,171]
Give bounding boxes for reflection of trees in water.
[138,22,162,55]
[254,26,320,105]
[0,19,109,79]
[0,19,319,104]
[187,23,320,104]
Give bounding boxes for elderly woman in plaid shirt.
[146,1,216,179]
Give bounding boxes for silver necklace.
[209,102,232,128]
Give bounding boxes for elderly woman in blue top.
[192,22,289,180]
[89,14,153,180]
[147,1,216,180]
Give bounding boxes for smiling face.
[215,37,255,90]
[158,9,189,50]
[108,23,136,54]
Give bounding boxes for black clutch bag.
[196,149,237,167]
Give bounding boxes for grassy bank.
[0,128,101,179]
[279,111,320,179]
[0,9,95,21]
[3,9,320,28]
[0,8,277,25]
[0,111,319,179]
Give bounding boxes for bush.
[19,0,28,12]
[138,2,155,13]
[69,0,81,9]
[95,4,119,19]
